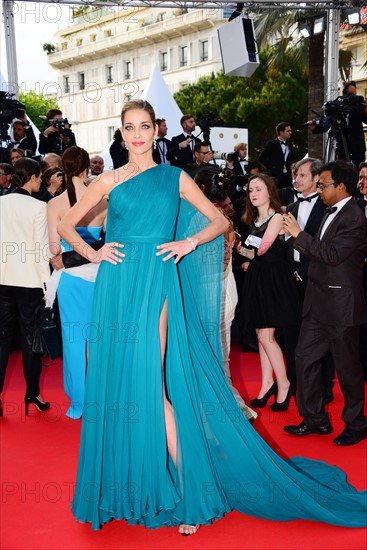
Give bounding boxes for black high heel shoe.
[250,381,277,408]
[270,383,297,412]
[25,397,50,416]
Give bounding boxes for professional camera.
[324,94,365,117]
[0,91,25,124]
[197,112,223,130]
[0,92,26,143]
[49,117,72,131]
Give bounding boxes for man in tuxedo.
[8,117,37,156]
[283,158,333,389]
[232,142,248,176]
[283,160,367,446]
[155,118,171,165]
[258,122,294,188]
[167,114,201,168]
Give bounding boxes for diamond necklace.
[254,211,274,228]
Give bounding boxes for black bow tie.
[279,140,287,145]
[298,193,318,203]
[325,206,337,215]
[239,159,247,163]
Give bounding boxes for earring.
[122,139,128,150]
[153,137,157,149]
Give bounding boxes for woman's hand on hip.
[156,239,195,264]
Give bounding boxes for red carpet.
[1,347,366,550]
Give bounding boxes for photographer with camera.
[309,82,367,167]
[8,114,37,157]
[38,109,76,156]
[183,141,214,178]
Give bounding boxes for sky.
[1,2,70,93]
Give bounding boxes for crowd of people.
[0,98,366,534]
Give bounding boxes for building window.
[63,76,70,94]
[76,38,83,47]
[161,52,168,72]
[79,72,85,90]
[61,42,67,51]
[104,29,112,38]
[201,40,208,62]
[180,46,187,67]
[125,61,131,80]
[106,65,113,84]
[107,126,115,142]
[90,34,96,42]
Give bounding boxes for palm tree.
[254,9,325,158]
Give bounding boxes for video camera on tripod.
[306,93,366,162]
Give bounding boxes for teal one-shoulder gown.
[71,165,366,530]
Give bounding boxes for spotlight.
[299,22,312,38]
[313,16,325,35]
[347,8,360,25]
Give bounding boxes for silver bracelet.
[186,236,197,250]
[238,246,248,258]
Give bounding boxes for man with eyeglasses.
[0,164,15,196]
[282,160,367,446]
[183,141,214,178]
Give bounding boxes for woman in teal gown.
[58,101,366,533]
[47,147,107,419]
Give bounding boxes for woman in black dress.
[240,174,301,411]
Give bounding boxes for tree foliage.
[173,48,308,160]
[18,90,59,131]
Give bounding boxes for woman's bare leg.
[256,330,275,398]
[257,328,290,402]
[159,301,199,535]
[159,300,177,465]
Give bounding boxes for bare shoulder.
[47,191,69,215]
[270,212,282,224]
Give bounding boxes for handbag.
[32,302,62,360]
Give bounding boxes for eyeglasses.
[0,172,9,176]
[316,182,335,191]
[198,150,210,155]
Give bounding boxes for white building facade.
[48,6,230,154]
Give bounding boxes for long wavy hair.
[243,174,282,226]
[61,146,90,207]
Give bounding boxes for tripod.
[323,118,350,163]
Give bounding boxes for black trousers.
[0,285,44,398]
[295,310,367,431]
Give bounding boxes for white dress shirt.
[320,196,352,239]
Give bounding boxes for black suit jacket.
[293,198,367,326]
[8,127,37,156]
[258,138,295,188]
[156,137,172,164]
[286,197,327,283]
[233,156,247,176]
[167,133,201,168]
